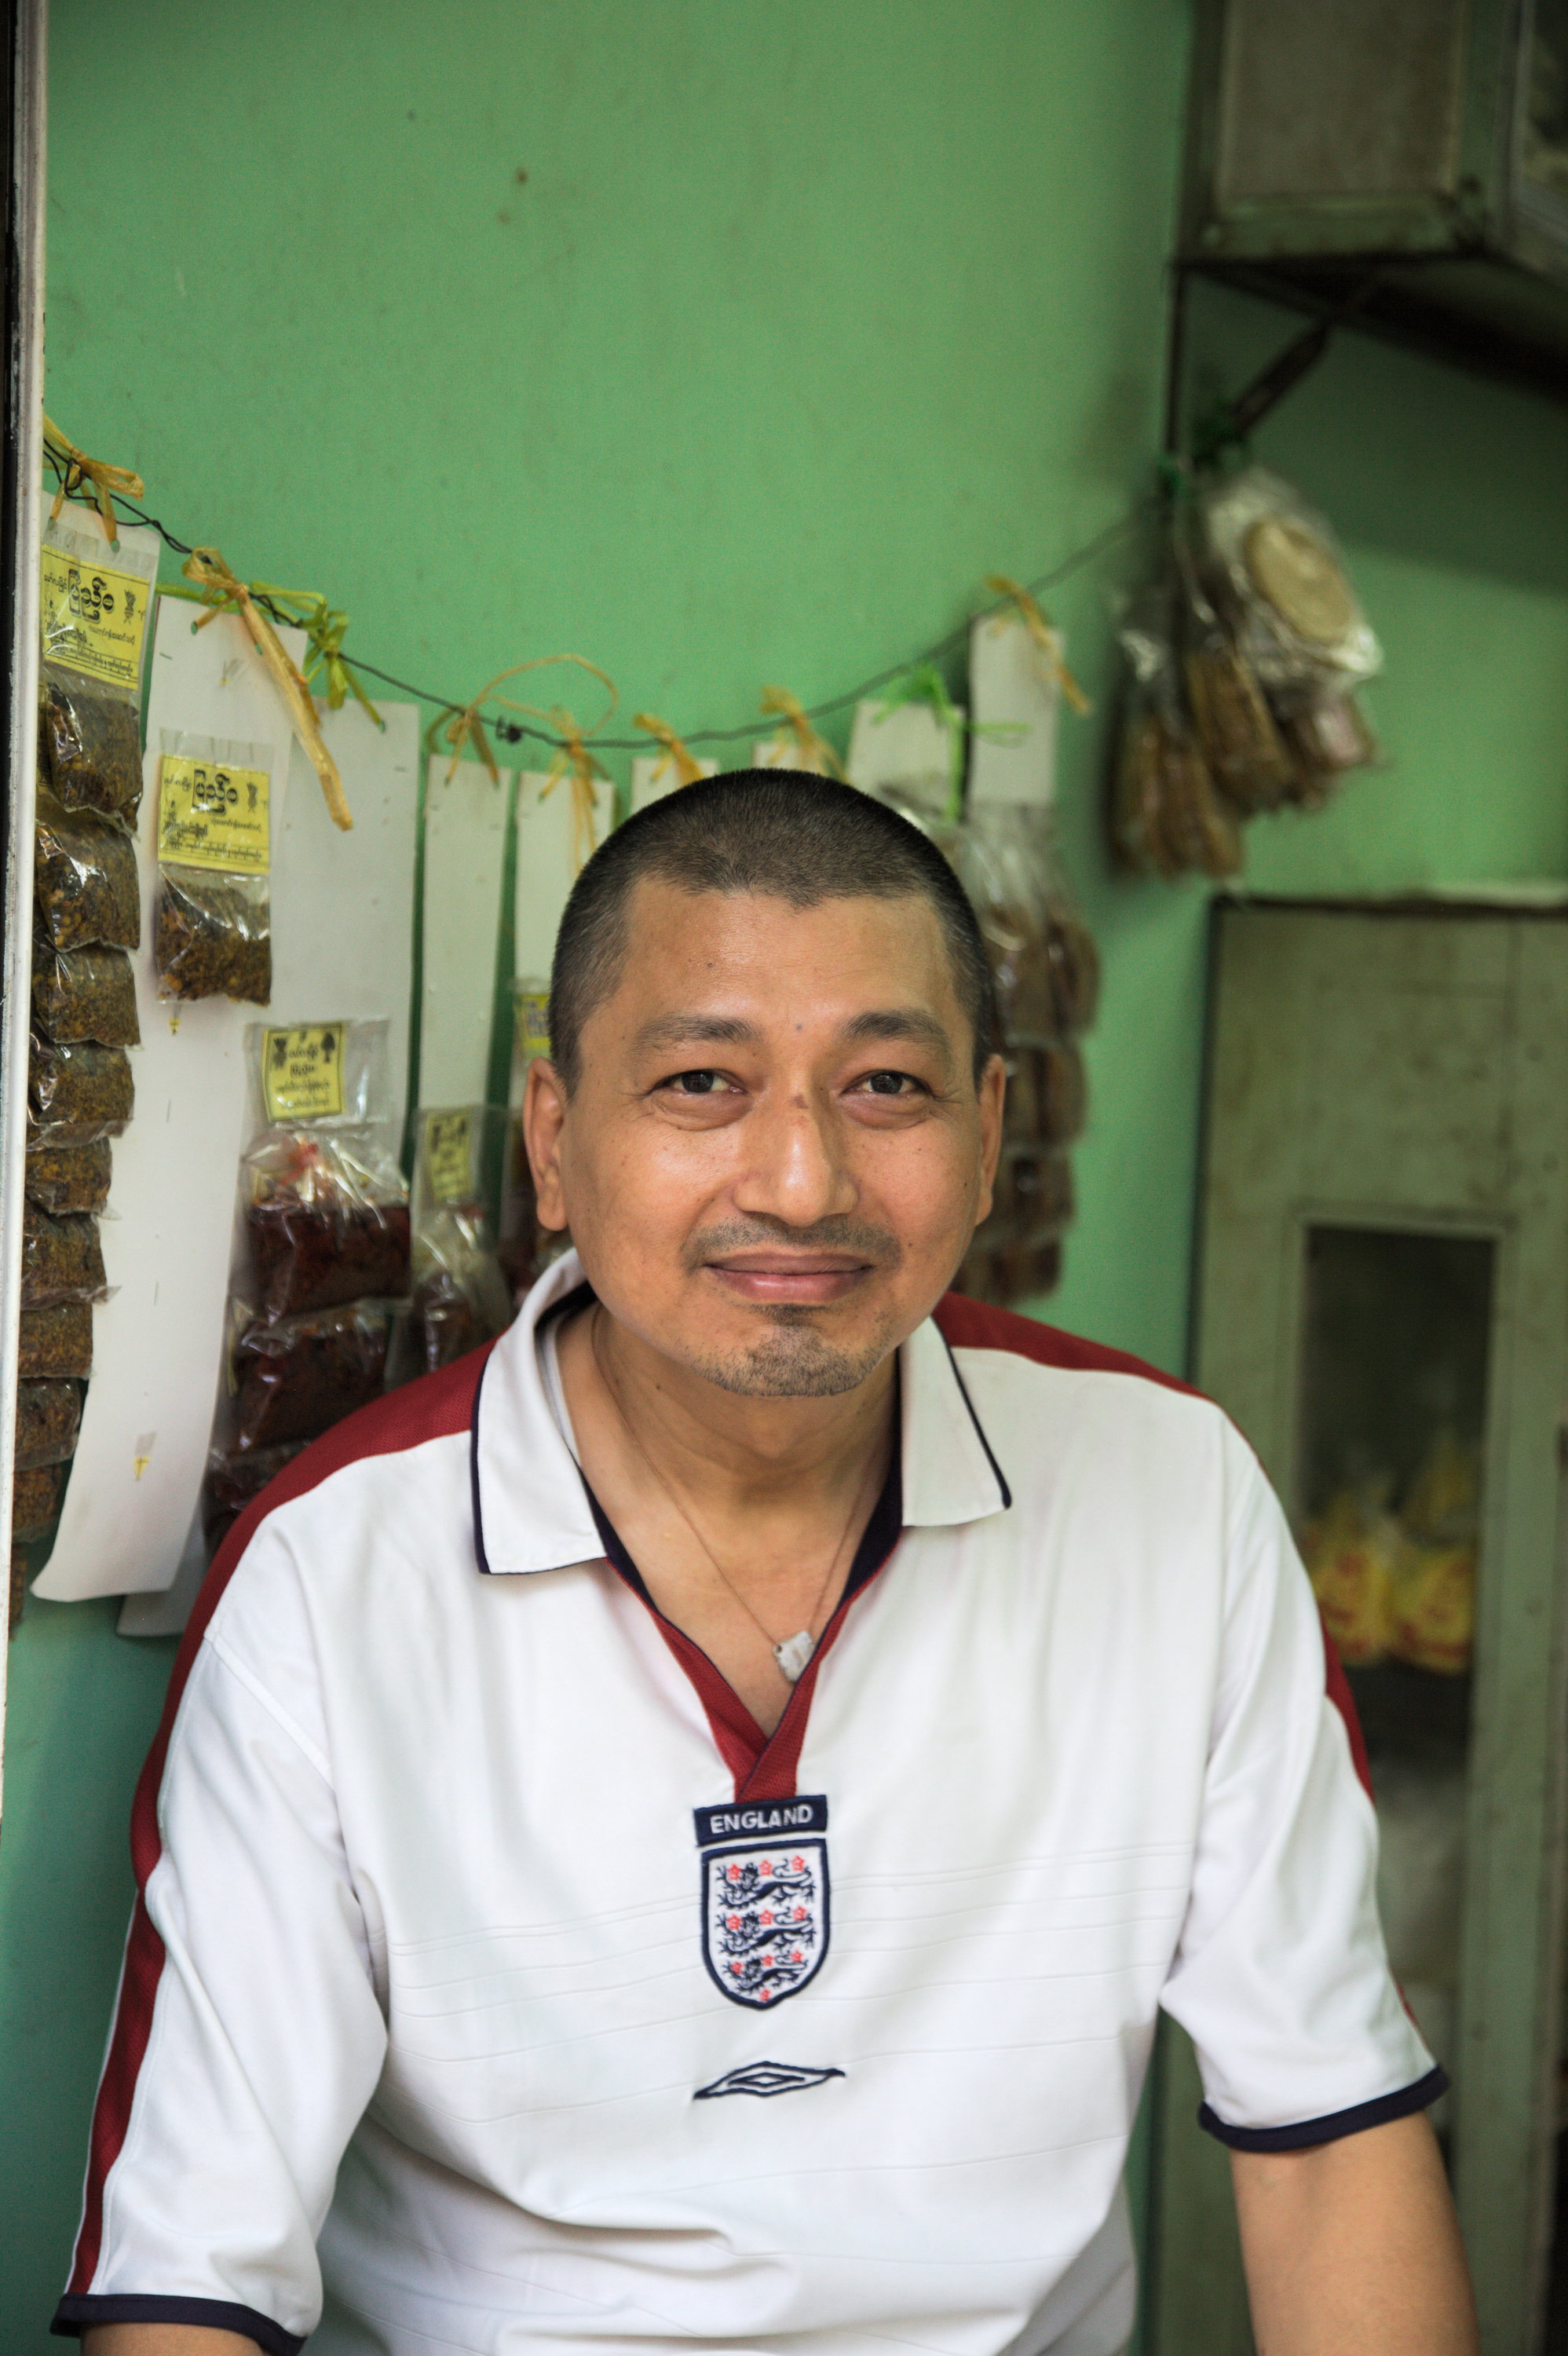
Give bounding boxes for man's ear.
[973,1052,1007,1227]
[523,1058,572,1232]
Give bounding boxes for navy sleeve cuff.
[1198,2064,1449,2153]
[53,2292,305,2355]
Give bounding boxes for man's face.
[526,882,1005,1399]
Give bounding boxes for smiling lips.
[705,1253,873,1307]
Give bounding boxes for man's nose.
[731,1087,857,1228]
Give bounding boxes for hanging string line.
[43,444,1150,763]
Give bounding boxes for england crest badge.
[694,1794,830,2009]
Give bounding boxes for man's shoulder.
[934,1291,1201,1399]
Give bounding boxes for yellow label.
[426,1110,473,1204]
[261,1024,345,1123]
[515,987,550,1063]
[40,544,152,690]
[158,755,271,874]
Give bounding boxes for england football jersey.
[54,1252,1438,2356]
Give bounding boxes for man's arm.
[1232,2112,1478,2356]
[82,2332,258,2356]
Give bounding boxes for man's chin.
[683,1309,894,1400]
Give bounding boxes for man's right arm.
[58,1531,387,2351]
[84,2329,258,2356]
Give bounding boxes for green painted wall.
[5,1,1568,2346]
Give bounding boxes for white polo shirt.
[55,1253,1437,2356]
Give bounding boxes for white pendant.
[773,1630,815,1684]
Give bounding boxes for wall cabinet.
[1150,898,1568,2355]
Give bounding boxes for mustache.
[684,1216,902,1272]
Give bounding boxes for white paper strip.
[419,755,513,1107]
[846,697,963,815]
[966,612,1061,808]
[513,768,609,983]
[628,752,718,812]
[35,599,417,1603]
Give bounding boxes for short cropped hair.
[548,770,999,1091]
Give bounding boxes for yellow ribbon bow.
[182,547,353,830]
[541,711,609,872]
[42,415,144,543]
[758,685,844,779]
[250,586,382,727]
[633,712,706,788]
[984,576,1091,714]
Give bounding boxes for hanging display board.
[514,767,609,983]
[418,756,514,1107]
[35,598,417,1605]
[967,612,1061,808]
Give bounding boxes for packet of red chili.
[239,1019,410,1319]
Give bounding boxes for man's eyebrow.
[633,1013,761,1053]
[842,1008,953,1057]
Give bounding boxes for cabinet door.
[1151,905,1568,2356]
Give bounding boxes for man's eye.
[858,1070,920,1098]
[665,1069,733,1096]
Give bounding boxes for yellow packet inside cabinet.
[157,755,271,875]
[262,1024,347,1123]
[425,1110,473,1205]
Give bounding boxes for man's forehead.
[619,877,951,967]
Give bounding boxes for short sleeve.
[1159,1431,1443,2149]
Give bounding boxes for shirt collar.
[471,1249,1011,1577]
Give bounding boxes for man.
[61,774,1474,2356]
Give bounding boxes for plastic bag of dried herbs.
[201,1440,305,1558]
[154,732,274,1004]
[15,1379,82,1472]
[38,510,156,820]
[17,1299,93,1380]
[1198,463,1381,701]
[404,1107,512,1376]
[1112,580,1243,880]
[29,1038,133,1143]
[21,1203,108,1307]
[32,940,140,1046]
[25,1138,111,1216]
[238,1019,410,1319]
[229,1298,393,1451]
[35,789,141,951]
[948,807,1102,1040]
[13,1462,62,1543]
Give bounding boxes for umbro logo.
[693,2061,846,2101]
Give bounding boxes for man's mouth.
[702,1251,874,1307]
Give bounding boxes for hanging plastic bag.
[154,733,275,1004]
[20,1205,108,1308]
[31,940,140,1046]
[230,1298,395,1452]
[1303,1484,1405,1668]
[951,807,1101,1041]
[15,1380,82,1472]
[407,1107,513,1375]
[38,509,157,821]
[17,1300,93,1380]
[239,1019,410,1319]
[1197,463,1381,699]
[24,1139,112,1217]
[1175,541,1292,815]
[29,1039,133,1144]
[13,1462,63,1544]
[35,790,141,951]
[1113,580,1243,880]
